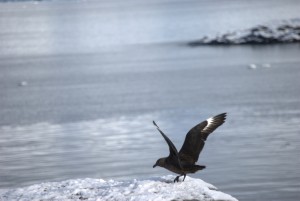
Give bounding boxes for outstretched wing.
[179,113,227,164]
[153,121,182,169]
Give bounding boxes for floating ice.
[0,175,238,201]
[189,18,300,45]
[18,81,28,87]
[248,64,257,70]
[247,63,272,70]
[262,63,271,68]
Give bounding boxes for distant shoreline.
[188,18,300,46]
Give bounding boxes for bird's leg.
[174,175,180,183]
[174,174,186,183]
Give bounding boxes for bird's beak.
[153,163,157,168]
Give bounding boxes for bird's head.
[153,158,165,168]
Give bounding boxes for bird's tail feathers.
[185,164,206,173]
[195,165,206,170]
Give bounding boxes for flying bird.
[153,113,227,182]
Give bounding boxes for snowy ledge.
[0,175,238,201]
[189,18,300,45]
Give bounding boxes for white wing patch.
[202,117,214,132]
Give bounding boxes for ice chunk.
[18,81,28,87]
[262,63,271,68]
[0,175,238,201]
[248,64,257,69]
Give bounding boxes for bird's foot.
[174,174,186,183]
[173,176,180,183]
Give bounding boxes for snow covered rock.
[189,18,300,45]
[0,175,238,201]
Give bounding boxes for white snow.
[0,175,238,201]
[189,18,300,45]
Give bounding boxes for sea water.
[0,1,300,200]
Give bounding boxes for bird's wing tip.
[218,112,227,121]
[224,112,228,120]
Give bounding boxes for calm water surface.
[1,1,300,201]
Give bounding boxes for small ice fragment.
[248,64,257,69]
[262,63,271,68]
[18,81,28,87]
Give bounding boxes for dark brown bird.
[153,113,227,182]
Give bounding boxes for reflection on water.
[0,115,163,187]
[1,0,300,57]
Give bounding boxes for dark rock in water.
[189,18,300,45]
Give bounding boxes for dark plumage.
[153,113,227,182]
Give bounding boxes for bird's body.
[153,113,227,182]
